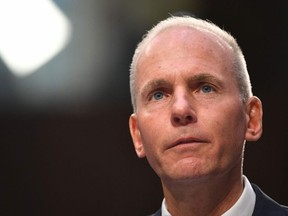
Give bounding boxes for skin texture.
[129,26,263,216]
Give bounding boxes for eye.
[200,85,213,93]
[152,91,164,100]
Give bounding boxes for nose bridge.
[172,87,191,110]
[170,87,196,126]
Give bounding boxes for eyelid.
[148,88,168,101]
[188,74,224,90]
[141,79,171,99]
[197,82,217,91]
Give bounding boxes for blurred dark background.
[1,0,287,215]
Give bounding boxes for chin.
[162,160,211,183]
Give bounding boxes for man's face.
[129,27,255,184]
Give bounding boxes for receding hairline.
[143,25,233,61]
[131,16,238,70]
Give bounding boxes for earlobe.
[129,114,146,158]
[245,96,263,141]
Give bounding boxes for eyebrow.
[187,73,225,88]
[140,79,171,97]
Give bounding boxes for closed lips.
[173,137,208,146]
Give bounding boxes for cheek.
[212,99,245,128]
[204,102,247,148]
[137,112,169,168]
[137,123,165,174]
[201,105,246,173]
[138,115,162,152]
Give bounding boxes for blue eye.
[201,85,213,93]
[152,91,164,100]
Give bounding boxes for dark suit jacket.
[149,184,288,216]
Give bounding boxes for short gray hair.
[129,16,252,111]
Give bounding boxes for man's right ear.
[129,114,146,158]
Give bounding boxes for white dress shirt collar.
[161,176,256,216]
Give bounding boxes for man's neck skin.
[161,168,244,216]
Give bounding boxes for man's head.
[129,16,262,184]
[130,16,252,112]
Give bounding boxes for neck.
[161,171,244,216]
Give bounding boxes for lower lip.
[173,141,206,150]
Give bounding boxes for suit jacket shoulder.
[252,184,288,216]
[148,184,288,216]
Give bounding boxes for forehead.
[135,26,234,83]
[141,26,233,63]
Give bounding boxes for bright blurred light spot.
[0,0,72,77]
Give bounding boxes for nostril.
[173,114,193,125]
[174,117,181,124]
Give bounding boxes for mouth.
[169,137,208,149]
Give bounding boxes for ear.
[129,113,146,158]
[245,96,263,141]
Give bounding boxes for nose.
[170,90,196,126]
